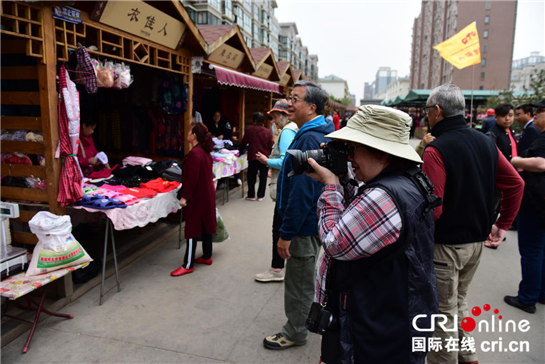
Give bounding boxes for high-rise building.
[375,67,398,97]
[511,51,545,91]
[410,0,517,90]
[182,1,317,80]
[364,82,374,100]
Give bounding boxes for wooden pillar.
[239,88,245,139]
[38,6,64,215]
[268,92,273,111]
[184,67,194,155]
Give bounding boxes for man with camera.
[263,81,334,350]
[306,105,440,364]
[422,84,524,364]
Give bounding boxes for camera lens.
[287,150,308,176]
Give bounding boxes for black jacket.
[207,118,233,140]
[486,124,517,161]
[322,169,438,364]
[518,121,541,156]
[429,115,498,245]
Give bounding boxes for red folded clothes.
[140,178,181,193]
[119,187,158,199]
[89,164,119,179]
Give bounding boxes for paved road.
[2,141,543,363]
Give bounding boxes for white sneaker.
[255,268,284,282]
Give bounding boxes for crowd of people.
[172,80,544,363]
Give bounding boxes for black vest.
[429,115,498,244]
[324,170,438,364]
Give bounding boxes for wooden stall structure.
[277,61,295,99]
[194,25,283,140]
[0,0,207,345]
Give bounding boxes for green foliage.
[329,95,352,107]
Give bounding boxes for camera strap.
[325,167,441,296]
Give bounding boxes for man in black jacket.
[516,104,540,156]
[486,103,517,161]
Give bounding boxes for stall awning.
[212,64,283,95]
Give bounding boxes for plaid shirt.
[315,184,402,304]
[239,124,273,161]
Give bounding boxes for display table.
[73,187,181,305]
[213,153,248,204]
[1,263,89,353]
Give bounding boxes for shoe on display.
[504,295,536,313]
[245,196,256,201]
[170,267,194,276]
[195,256,212,265]
[263,333,306,350]
[255,268,284,282]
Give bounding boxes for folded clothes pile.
[162,165,182,182]
[122,156,152,166]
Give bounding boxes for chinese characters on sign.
[253,63,274,79]
[91,1,186,50]
[208,44,245,69]
[432,22,481,70]
[280,71,291,86]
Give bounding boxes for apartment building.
[182,0,318,80]
[511,51,545,91]
[318,75,350,100]
[410,0,517,90]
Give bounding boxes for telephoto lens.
[287,141,348,176]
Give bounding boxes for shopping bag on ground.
[212,208,229,243]
[26,211,92,276]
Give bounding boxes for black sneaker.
[504,295,536,313]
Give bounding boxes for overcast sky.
[275,0,545,102]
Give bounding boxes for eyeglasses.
[423,105,439,114]
[347,144,365,158]
[287,96,305,104]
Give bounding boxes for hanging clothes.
[57,65,83,206]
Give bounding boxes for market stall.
[0,0,207,345]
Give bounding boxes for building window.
[479,86,484,90]
[209,0,221,11]
[243,0,252,10]
[480,72,485,81]
[197,12,208,25]
[485,1,491,9]
[243,12,252,33]
[482,44,487,53]
[485,15,490,24]
[224,0,232,16]
[481,58,486,67]
[187,9,196,23]
[483,30,488,38]
[235,6,243,27]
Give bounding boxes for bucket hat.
[326,105,422,163]
[268,99,289,115]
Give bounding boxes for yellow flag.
[433,22,481,70]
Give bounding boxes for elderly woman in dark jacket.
[171,122,217,277]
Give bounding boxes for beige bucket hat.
[326,105,423,163]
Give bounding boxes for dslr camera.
[287,141,348,176]
[306,302,334,335]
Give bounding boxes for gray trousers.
[281,235,321,343]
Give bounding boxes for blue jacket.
[277,115,335,240]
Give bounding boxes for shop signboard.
[53,6,82,24]
[280,71,291,86]
[208,44,245,70]
[253,63,273,79]
[91,1,187,50]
